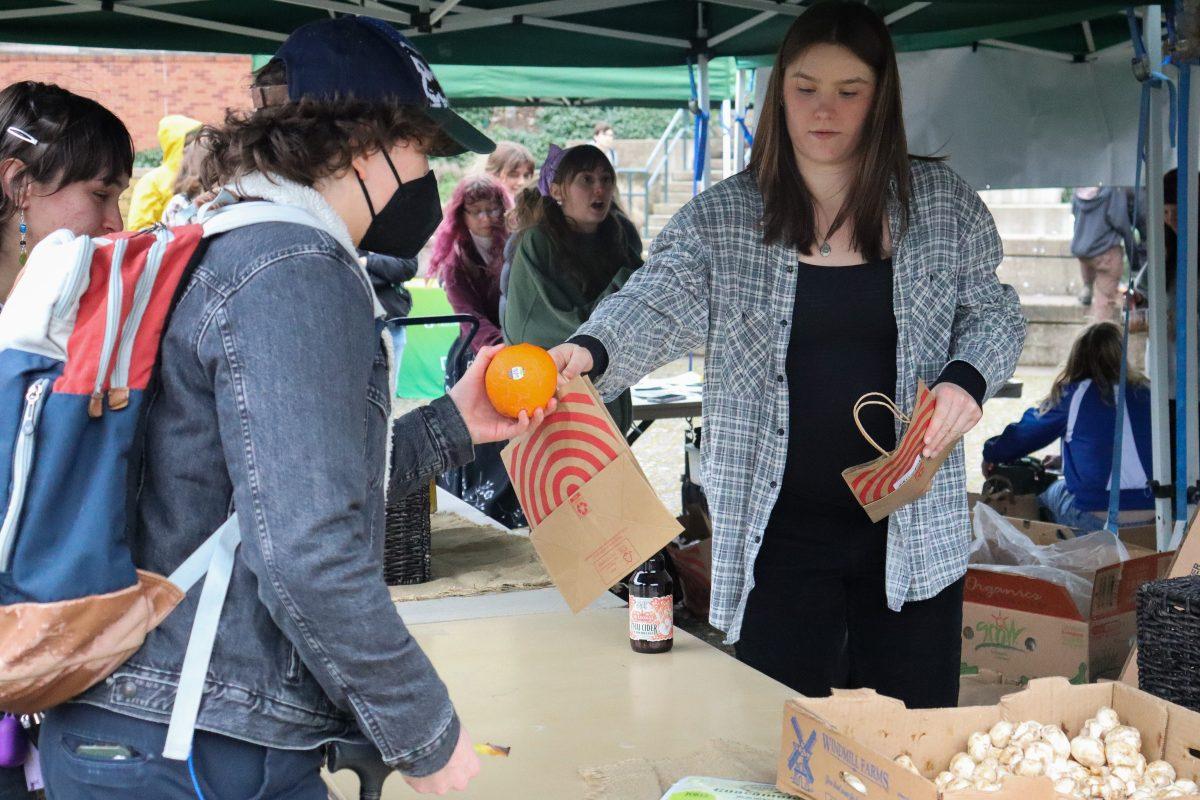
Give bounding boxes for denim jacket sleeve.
[197,249,460,776]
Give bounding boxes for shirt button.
[779,319,788,327]
[769,480,778,488]
[786,265,795,273]
[776,374,784,382]
[120,682,137,699]
[777,428,785,435]
[751,535,762,543]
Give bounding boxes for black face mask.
[357,152,442,259]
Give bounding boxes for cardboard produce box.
[776,677,1200,799]
[961,544,1172,684]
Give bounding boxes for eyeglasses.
[465,206,503,219]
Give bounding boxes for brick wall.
[0,52,255,152]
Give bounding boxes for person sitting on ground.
[504,143,642,432]
[126,113,202,230]
[983,322,1154,532]
[484,140,535,198]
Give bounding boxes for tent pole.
[1144,5,1175,551]
[698,54,711,190]
[1185,63,1200,527]
[734,69,746,172]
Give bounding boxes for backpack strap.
[161,514,241,761]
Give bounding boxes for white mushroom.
[1106,726,1143,752]
[1015,721,1043,747]
[1017,758,1047,777]
[1057,777,1083,796]
[1042,725,1074,759]
[1073,736,1108,769]
[935,771,957,790]
[1083,719,1109,741]
[1104,774,1129,800]
[1096,709,1121,734]
[1134,756,1148,778]
[1146,762,1177,788]
[991,721,1016,749]
[1170,780,1198,796]
[894,754,921,776]
[1114,767,1142,786]
[975,760,1001,785]
[1129,791,1155,800]
[1027,741,1057,766]
[970,732,994,763]
[999,744,1025,768]
[1109,741,1142,770]
[951,753,977,780]
[948,778,974,792]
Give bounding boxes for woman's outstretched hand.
[923,382,982,458]
[547,343,594,391]
[447,344,556,444]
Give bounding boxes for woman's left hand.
[923,383,982,458]
[448,344,557,444]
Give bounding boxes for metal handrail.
[615,107,699,240]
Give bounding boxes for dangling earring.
[17,209,27,266]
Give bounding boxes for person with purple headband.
[502,143,643,432]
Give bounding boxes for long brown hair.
[511,144,637,295]
[1042,323,1148,413]
[749,1,912,260]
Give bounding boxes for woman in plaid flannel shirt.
[551,1,1025,708]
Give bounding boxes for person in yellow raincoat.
[125,114,201,230]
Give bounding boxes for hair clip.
[5,127,38,146]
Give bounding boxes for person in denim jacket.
[38,18,550,799]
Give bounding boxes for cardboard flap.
[965,568,1084,621]
[1090,550,1174,620]
[999,678,1114,731]
[527,450,681,613]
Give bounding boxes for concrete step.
[998,255,1084,296]
[989,204,1074,238]
[1002,234,1073,258]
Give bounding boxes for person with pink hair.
[432,174,525,528]
[429,173,510,352]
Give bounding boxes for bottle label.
[629,595,673,642]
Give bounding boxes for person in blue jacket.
[982,322,1154,531]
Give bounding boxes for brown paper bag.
[501,376,682,612]
[840,380,958,522]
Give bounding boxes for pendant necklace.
[818,239,832,257]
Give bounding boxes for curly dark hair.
[199,58,455,189]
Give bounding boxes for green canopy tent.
[0,2,1136,67]
[249,53,738,107]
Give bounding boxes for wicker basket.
[383,484,431,585]
[1136,576,1200,711]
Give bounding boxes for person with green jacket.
[503,143,642,431]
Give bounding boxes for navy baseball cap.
[265,16,494,157]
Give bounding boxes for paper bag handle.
[851,392,910,457]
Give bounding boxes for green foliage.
[134,148,163,169]
[435,105,679,171]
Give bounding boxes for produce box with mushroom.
[776,678,1200,800]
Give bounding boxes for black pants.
[735,511,964,709]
